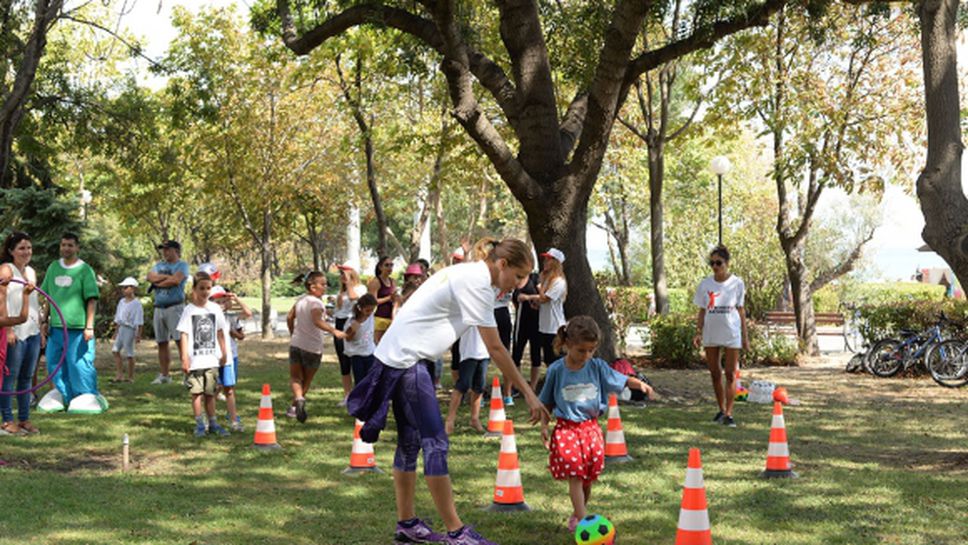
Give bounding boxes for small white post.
[122,433,130,472]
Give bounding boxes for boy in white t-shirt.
[111,277,144,383]
[210,285,252,432]
[177,272,229,437]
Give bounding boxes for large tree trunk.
[783,243,818,355]
[648,145,669,313]
[260,210,274,340]
[527,175,617,361]
[918,0,968,287]
[0,0,62,186]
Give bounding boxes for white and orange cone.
[343,419,383,475]
[485,376,506,438]
[761,401,797,478]
[486,419,530,512]
[604,393,632,464]
[675,448,712,545]
[253,384,281,451]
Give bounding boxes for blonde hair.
[553,315,601,354]
[341,268,360,288]
[473,237,534,270]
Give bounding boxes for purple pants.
[347,359,449,476]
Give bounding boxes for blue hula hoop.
[0,277,68,397]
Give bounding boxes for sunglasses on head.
[709,260,724,267]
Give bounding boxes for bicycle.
[866,314,955,377]
[924,339,968,388]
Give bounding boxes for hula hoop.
[0,277,68,397]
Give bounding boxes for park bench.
[763,311,848,350]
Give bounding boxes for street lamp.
[709,155,731,245]
[79,189,92,221]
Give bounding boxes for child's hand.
[540,426,551,450]
[181,362,189,375]
[333,330,347,340]
[641,382,657,400]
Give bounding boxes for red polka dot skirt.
[548,418,605,483]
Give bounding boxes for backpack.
[610,359,653,402]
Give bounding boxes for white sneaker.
[337,397,348,407]
[217,392,227,402]
[150,374,171,385]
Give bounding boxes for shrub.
[649,313,701,367]
[855,299,968,344]
[746,321,800,366]
[600,286,651,355]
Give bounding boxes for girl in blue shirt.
[538,316,654,533]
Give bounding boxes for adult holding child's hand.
[693,245,748,428]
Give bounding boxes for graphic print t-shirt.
[693,274,746,348]
[176,302,227,370]
[538,357,629,422]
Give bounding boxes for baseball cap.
[404,263,423,277]
[539,248,566,263]
[156,240,181,251]
[209,285,229,299]
[198,262,221,281]
[451,248,465,262]
[118,277,138,288]
[336,261,357,272]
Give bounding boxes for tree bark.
[260,209,274,340]
[917,0,968,287]
[0,0,63,186]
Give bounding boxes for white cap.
[540,248,566,263]
[118,277,138,287]
[209,285,228,299]
[336,261,357,272]
[198,262,220,280]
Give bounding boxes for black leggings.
[495,307,512,350]
[540,332,559,365]
[512,325,543,368]
[334,318,350,375]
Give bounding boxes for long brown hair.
[475,237,534,270]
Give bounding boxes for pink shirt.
[290,294,326,354]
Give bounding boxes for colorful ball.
[575,514,615,545]
[735,387,749,401]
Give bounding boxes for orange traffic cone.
[604,393,632,464]
[253,384,281,451]
[675,448,712,545]
[486,419,530,512]
[343,419,384,475]
[761,401,797,478]
[485,376,506,438]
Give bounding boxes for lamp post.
[709,156,731,245]
[79,189,93,222]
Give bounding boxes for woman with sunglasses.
[692,245,748,427]
[368,256,398,343]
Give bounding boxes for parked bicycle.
[866,314,959,377]
[924,339,968,388]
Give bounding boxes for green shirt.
[40,259,99,329]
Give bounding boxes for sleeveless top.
[6,263,41,339]
[375,276,395,319]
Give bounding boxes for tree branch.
[809,227,874,293]
[625,0,789,85]
[559,92,588,158]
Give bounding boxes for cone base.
[486,501,530,512]
[760,469,798,479]
[605,454,633,464]
[253,443,282,451]
[342,466,385,475]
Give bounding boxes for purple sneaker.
[442,526,498,545]
[394,518,446,543]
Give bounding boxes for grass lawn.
[0,339,965,545]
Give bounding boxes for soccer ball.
[575,514,615,545]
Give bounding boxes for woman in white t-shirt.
[334,264,368,404]
[346,238,548,545]
[692,245,748,428]
[519,247,567,391]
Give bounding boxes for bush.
[649,313,701,367]
[648,313,800,367]
[856,299,968,344]
[602,286,652,354]
[746,321,800,366]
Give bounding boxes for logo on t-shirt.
[55,275,73,288]
[192,314,217,356]
[561,383,598,403]
[706,291,719,310]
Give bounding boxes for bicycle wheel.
[926,339,968,388]
[867,339,905,377]
[845,353,866,373]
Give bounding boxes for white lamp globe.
[709,156,732,176]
